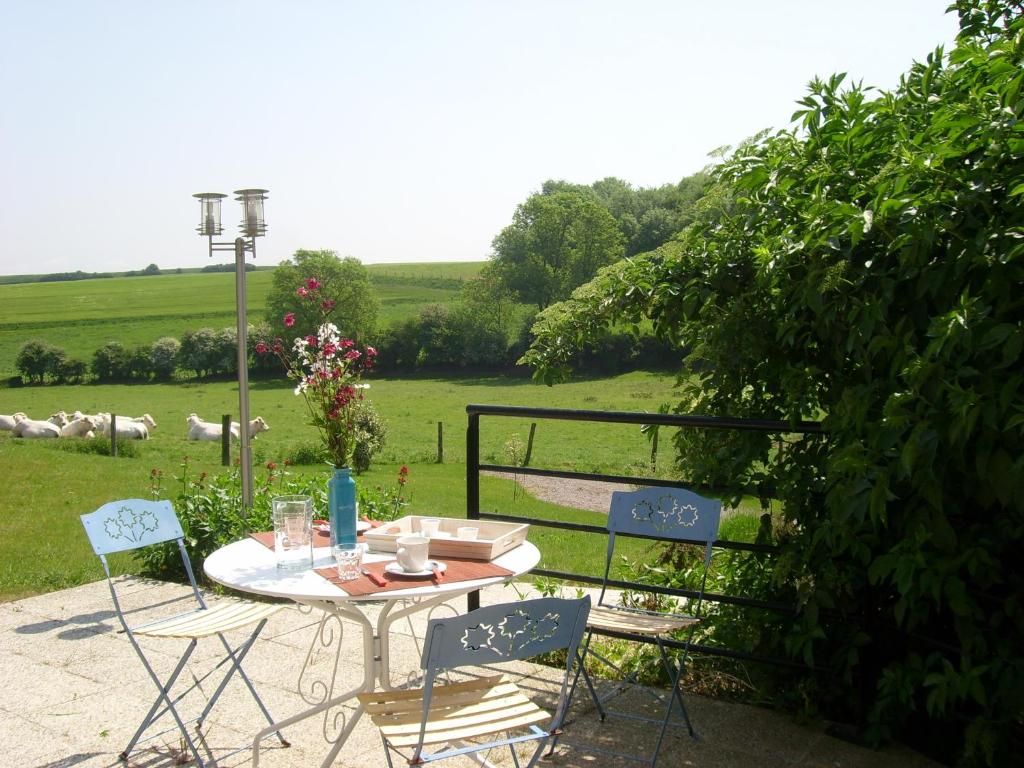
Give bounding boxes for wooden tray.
[363,515,529,561]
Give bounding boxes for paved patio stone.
[0,579,942,768]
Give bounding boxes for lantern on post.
[191,188,269,508]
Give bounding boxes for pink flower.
[296,286,309,298]
[341,339,355,349]
[322,342,337,356]
[365,346,378,357]
[344,349,361,361]
[306,278,321,290]
[321,299,336,312]
[255,342,268,354]
[284,313,295,328]
[305,334,318,347]
[331,367,342,379]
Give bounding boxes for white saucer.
[316,520,372,534]
[384,560,447,578]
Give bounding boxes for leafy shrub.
[91,342,130,382]
[150,337,180,380]
[15,339,63,384]
[55,357,87,384]
[178,328,218,377]
[137,460,327,581]
[283,441,328,466]
[522,4,1024,762]
[351,401,388,473]
[127,345,153,380]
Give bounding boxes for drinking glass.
[273,495,313,570]
[332,545,363,581]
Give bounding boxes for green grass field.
[0,372,701,601]
[0,262,485,375]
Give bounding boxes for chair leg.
[658,641,695,739]
[645,640,695,768]
[196,620,288,745]
[122,638,206,767]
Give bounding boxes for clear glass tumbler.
[332,545,363,581]
[273,495,313,570]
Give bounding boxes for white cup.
[419,518,441,537]
[396,534,430,572]
[456,526,479,540]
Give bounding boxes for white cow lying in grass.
[61,416,98,438]
[13,419,61,439]
[48,411,70,427]
[98,413,157,436]
[186,414,270,441]
[235,416,270,439]
[0,413,27,431]
[107,420,149,440]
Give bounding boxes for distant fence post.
[523,423,537,467]
[436,422,444,464]
[221,414,231,466]
[650,428,659,472]
[110,414,117,458]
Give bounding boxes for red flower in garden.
[284,313,296,328]
[344,349,361,361]
[255,342,268,355]
[398,465,409,486]
[321,299,336,312]
[341,339,355,348]
[266,461,277,470]
[322,342,337,356]
[305,334,318,347]
[296,286,309,298]
[365,346,378,357]
[306,278,321,290]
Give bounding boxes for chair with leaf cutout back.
[357,595,591,767]
[80,499,288,767]
[558,486,721,767]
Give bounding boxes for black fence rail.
[466,403,825,671]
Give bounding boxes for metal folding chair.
[80,499,288,767]
[357,595,591,767]
[560,486,722,767]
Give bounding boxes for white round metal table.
[204,537,540,768]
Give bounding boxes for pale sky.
[0,1,959,276]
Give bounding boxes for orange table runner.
[248,528,513,597]
[313,558,513,597]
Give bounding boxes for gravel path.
[486,471,631,513]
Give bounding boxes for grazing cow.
[13,419,61,439]
[61,416,98,438]
[0,413,27,431]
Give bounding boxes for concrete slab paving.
[0,579,942,768]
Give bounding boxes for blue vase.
[328,467,358,549]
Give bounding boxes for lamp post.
[192,188,268,508]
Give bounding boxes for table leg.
[252,601,374,768]
[376,593,461,691]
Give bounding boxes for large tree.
[490,190,624,310]
[523,2,1024,764]
[266,250,378,342]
